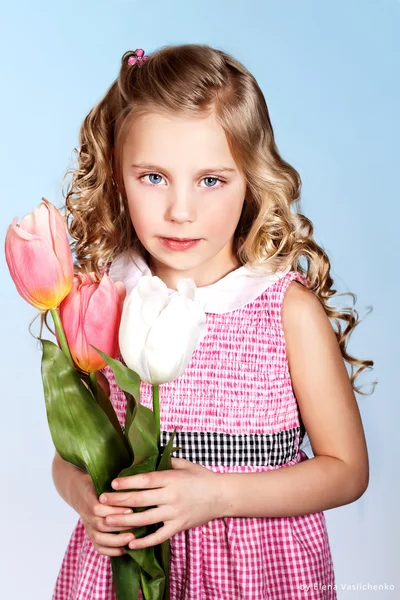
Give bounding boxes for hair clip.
[127,49,149,67]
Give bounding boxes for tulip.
[4,197,74,310]
[119,275,207,385]
[59,272,126,373]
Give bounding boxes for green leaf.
[118,454,158,479]
[95,377,132,458]
[157,430,177,472]
[124,391,137,436]
[139,560,166,600]
[91,347,141,401]
[112,538,167,600]
[126,545,165,584]
[97,350,159,467]
[159,539,170,600]
[128,402,159,467]
[41,340,131,495]
[110,554,140,600]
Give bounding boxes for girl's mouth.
[158,237,201,251]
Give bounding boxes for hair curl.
[60,43,376,432]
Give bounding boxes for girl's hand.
[99,458,223,550]
[77,475,136,557]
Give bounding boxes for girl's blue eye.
[141,173,224,188]
[146,173,163,185]
[203,177,219,187]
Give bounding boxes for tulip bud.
[59,272,126,373]
[119,276,207,385]
[4,198,74,310]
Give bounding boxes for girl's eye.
[142,173,165,185]
[201,177,224,188]
[140,174,225,188]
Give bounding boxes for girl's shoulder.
[271,269,310,291]
[277,271,330,350]
[263,269,311,321]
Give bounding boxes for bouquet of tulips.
[4,198,207,600]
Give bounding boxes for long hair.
[60,43,375,413]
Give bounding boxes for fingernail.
[100,495,107,503]
[124,509,133,514]
[112,480,119,488]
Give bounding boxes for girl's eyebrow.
[130,163,236,175]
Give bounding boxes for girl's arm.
[217,281,369,519]
[52,451,93,513]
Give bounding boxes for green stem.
[88,371,98,402]
[152,385,160,448]
[50,308,74,366]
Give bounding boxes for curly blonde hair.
[61,43,376,407]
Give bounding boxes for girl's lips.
[159,237,201,251]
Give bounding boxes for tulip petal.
[176,278,196,301]
[59,273,124,373]
[145,295,207,384]
[130,348,153,384]
[119,285,153,382]
[8,218,40,241]
[138,276,169,328]
[68,275,98,371]
[20,207,53,249]
[83,275,121,371]
[114,281,126,303]
[5,200,74,310]
[59,277,88,369]
[5,225,71,310]
[44,199,74,284]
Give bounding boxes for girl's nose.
[165,191,196,224]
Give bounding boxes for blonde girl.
[51,43,374,600]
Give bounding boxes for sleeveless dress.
[52,252,336,600]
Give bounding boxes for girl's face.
[121,109,247,290]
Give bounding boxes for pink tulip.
[5,198,74,310]
[59,272,126,373]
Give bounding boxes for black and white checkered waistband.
[160,426,302,467]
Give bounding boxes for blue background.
[1,1,398,597]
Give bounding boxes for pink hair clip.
[127,49,149,67]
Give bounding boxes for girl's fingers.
[95,545,129,557]
[101,521,137,533]
[105,507,161,529]
[94,502,134,518]
[93,530,135,549]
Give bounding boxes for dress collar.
[108,250,291,314]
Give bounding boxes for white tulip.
[119,275,208,385]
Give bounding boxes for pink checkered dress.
[52,269,336,600]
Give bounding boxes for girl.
[51,43,374,600]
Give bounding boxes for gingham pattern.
[159,426,303,466]
[52,270,336,600]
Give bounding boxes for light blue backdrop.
[1,1,398,598]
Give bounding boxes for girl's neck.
[147,250,242,291]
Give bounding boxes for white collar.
[109,250,291,314]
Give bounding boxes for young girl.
[51,43,374,600]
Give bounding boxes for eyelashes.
[139,173,226,189]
